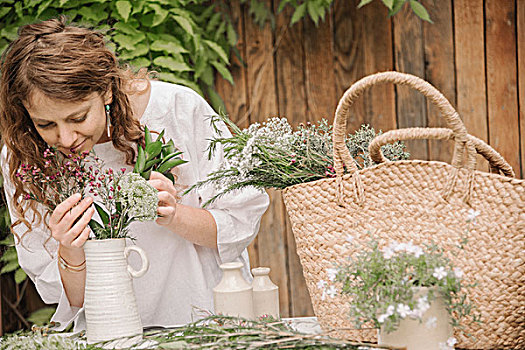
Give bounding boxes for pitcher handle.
[124,246,149,278]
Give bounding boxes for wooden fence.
[214,0,525,318]
[1,0,524,334]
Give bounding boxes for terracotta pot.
[84,238,149,345]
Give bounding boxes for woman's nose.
[57,125,77,148]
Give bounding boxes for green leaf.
[145,125,152,144]
[211,61,233,85]
[1,26,18,41]
[118,43,149,60]
[203,40,229,64]
[162,139,176,156]
[112,33,144,51]
[113,22,140,35]
[150,40,188,54]
[88,219,103,234]
[27,306,56,326]
[153,56,192,72]
[291,3,307,25]
[226,22,237,47]
[389,0,407,16]
[165,172,175,184]
[144,158,162,170]
[0,7,11,19]
[14,268,27,284]
[93,202,110,227]
[160,151,183,163]
[140,169,152,180]
[36,0,53,18]
[78,5,106,23]
[134,145,146,172]
[358,0,374,8]
[115,0,132,22]
[307,2,320,25]
[409,0,432,22]
[129,57,151,69]
[0,248,17,262]
[172,14,193,35]
[157,158,187,174]
[145,141,162,160]
[1,261,19,274]
[381,0,394,9]
[148,3,169,26]
[156,129,165,142]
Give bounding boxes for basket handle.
[332,71,477,205]
[369,128,515,178]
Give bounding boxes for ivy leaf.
[115,0,132,22]
[172,14,194,35]
[291,3,307,25]
[381,0,395,10]
[14,268,27,284]
[409,0,432,22]
[203,40,229,64]
[357,0,374,8]
[211,61,233,85]
[153,56,192,72]
[150,40,188,54]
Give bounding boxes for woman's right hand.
[49,193,94,261]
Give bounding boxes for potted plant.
[324,236,480,350]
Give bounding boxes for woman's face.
[24,89,111,155]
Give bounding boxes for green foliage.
[358,0,432,22]
[0,0,238,112]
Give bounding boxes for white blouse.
[1,81,269,331]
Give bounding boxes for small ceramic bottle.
[213,262,254,320]
[251,267,279,319]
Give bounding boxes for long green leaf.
[203,40,229,64]
[409,0,432,22]
[157,158,187,174]
[145,141,162,160]
[134,145,146,173]
[93,202,110,227]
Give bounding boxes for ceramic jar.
[83,238,149,345]
[213,262,254,319]
[378,287,453,350]
[251,267,279,319]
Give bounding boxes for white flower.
[439,337,458,350]
[118,173,158,221]
[386,305,395,316]
[447,337,458,347]
[316,280,327,290]
[382,247,394,259]
[377,313,389,323]
[467,208,480,222]
[425,316,437,329]
[326,285,338,298]
[345,234,354,244]
[453,267,464,279]
[433,266,447,280]
[396,304,411,318]
[326,268,338,282]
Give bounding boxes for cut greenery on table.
[0,315,391,349]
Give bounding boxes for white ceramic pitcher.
[84,238,149,345]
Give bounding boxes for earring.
[105,104,111,138]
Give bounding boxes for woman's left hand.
[148,171,178,226]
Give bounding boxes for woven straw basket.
[282,72,524,349]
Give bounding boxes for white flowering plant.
[86,156,158,240]
[188,114,409,207]
[331,237,480,335]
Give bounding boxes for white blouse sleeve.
[1,148,85,332]
[184,92,270,264]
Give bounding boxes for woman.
[0,16,269,331]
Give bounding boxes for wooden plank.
[393,3,428,160]
[273,4,313,317]
[333,0,366,131]
[243,0,290,317]
[361,2,396,133]
[303,6,337,124]
[422,0,455,164]
[214,0,249,128]
[485,1,520,174]
[518,0,525,178]
[454,0,489,172]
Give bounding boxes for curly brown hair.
[0,16,147,240]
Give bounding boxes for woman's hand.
[148,171,178,226]
[49,193,94,262]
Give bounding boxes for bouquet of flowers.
[188,114,410,207]
[17,128,186,239]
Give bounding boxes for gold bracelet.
[58,253,86,273]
